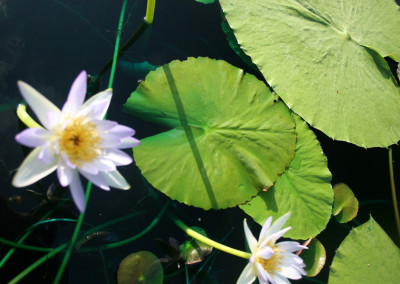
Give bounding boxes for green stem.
[145,0,156,24]
[53,184,92,284]
[168,213,251,260]
[8,244,67,284]
[388,147,400,240]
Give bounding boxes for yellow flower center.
[58,116,101,166]
[255,245,283,275]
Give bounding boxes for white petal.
[38,141,56,164]
[109,124,135,137]
[17,81,61,129]
[244,219,258,254]
[277,265,303,280]
[95,120,117,131]
[101,170,130,190]
[118,137,141,149]
[275,241,307,253]
[12,147,57,187]
[255,262,270,283]
[46,111,62,131]
[237,263,257,284]
[99,134,122,148]
[91,158,116,171]
[80,170,110,190]
[256,246,274,260]
[69,170,86,212]
[15,128,52,147]
[267,213,291,236]
[79,162,99,175]
[104,148,132,166]
[260,227,291,248]
[270,273,290,284]
[62,71,87,115]
[57,159,73,186]
[79,89,111,119]
[258,216,272,244]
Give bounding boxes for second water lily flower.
[238,213,307,284]
[12,71,140,212]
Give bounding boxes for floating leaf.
[301,238,326,277]
[332,183,359,223]
[124,57,296,209]
[220,0,400,147]
[240,113,333,239]
[179,227,212,264]
[117,251,163,284]
[329,217,400,283]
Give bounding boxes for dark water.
[0,0,399,283]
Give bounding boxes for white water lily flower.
[238,213,307,284]
[12,70,140,212]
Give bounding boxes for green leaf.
[124,57,296,209]
[117,251,163,284]
[240,113,333,239]
[332,183,359,223]
[219,0,400,147]
[195,0,215,3]
[301,238,326,277]
[179,227,213,264]
[329,217,400,283]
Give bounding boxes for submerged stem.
[388,147,400,240]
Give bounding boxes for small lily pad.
[124,57,296,209]
[117,251,163,284]
[301,238,326,277]
[332,183,359,223]
[179,227,213,264]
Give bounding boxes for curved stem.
[145,0,156,24]
[169,213,251,260]
[388,147,400,240]
[16,104,42,128]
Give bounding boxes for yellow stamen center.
[255,245,283,275]
[58,117,101,166]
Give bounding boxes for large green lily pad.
[124,57,296,209]
[240,114,333,239]
[219,0,400,147]
[329,217,400,283]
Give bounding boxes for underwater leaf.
[117,251,163,284]
[179,227,213,264]
[332,183,359,223]
[329,217,400,283]
[240,113,333,239]
[301,238,326,277]
[195,0,215,3]
[220,0,400,147]
[124,57,296,209]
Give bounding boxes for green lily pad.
[240,113,333,239]
[195,0,215,4]
[179,227,213,264]
[124,57,296,209]
[117,251,163,284]
[332,183,359,223]
[329,217,400,283]
[301,238,326,277]
[220,0,400,147]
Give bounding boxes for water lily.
[12,70,140,212]
[238,213,307,284]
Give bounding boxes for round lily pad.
[220,0,400,147]
[117,251,163,284]
[332,183,359,223]
[124,57,296,209]
[240,113,333,239]
[301,238,326,277]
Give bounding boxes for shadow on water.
[162,64,218,209]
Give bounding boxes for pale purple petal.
[46,111,62,131]
[270,273,290,284]
[38,141,56,164]
[237,263,256,284]
[57,159,73,186]
[109,124,135,137]
[91,157,116,172]
[266,213,291,236]
[15,128,51,147]
[255,263,269,283]
[62,71,87,115]
[95,120,117,131]
[275,241,307,253]
[78,89,111,119]
[258,216,272,244]
[260,227,291,248]
[101,170,130,189]
[99,134,123,148]
[256,246,274,260]
[17,81,61,129]
[61,152,76,169]
[117,137,141,149]
[79,162,99,175]
[104,148,132,166]
[12,147,57,187]
[69,170,86,212]
[244,219,258,254]
[79,170,110,190]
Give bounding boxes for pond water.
[0,1,399,283]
